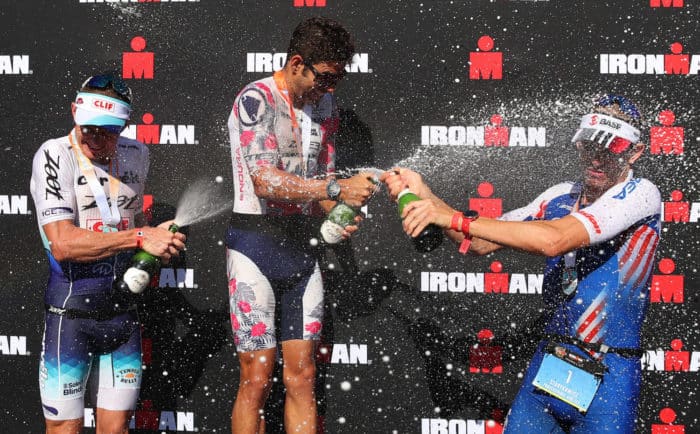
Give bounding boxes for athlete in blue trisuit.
[382,95,661,433]
[29,73,186,434]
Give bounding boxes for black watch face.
[463,210,479,219]
[328,181,341,199]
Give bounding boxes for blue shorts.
[39,308,142,420]
[504,342,641,433]
[226,214,325,353]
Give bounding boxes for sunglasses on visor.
[303,61,346,89]
[81,73,132,103]
[572,128,633,154]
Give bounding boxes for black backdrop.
[1,1,699,432]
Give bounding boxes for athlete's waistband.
[544,334,643,359]
[45,304,136,321]
[228,212,325,254]
[230,212,322,234]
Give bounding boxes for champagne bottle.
[397,189,443,252]
[319,171,381,244]
[319,202,358,244]
[114,223,179,294]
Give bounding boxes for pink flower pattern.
[305,321,322,335]
[251,322,267,337]
[237,301,252,313]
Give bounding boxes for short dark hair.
[287,16,355,65]
[592,94,644,130]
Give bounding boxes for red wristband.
[136,229,144,249]
[461,216,473,235]
[458,237,472,255]
[450,212,464,231]
[458,211,478,255]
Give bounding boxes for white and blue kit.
[30,132,148,420]
[502,173,661,433]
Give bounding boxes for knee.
[96,415,131,434]
[283,363,316,392]
[96,422,129,434]
[239,372,273,397]
[45,419,82,434]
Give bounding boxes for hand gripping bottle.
[319,202,358,244]
[113,224,179,294]
[319,172,381,245]
[397,189,443,252]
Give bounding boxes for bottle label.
[122,267,151,294]
[320,220,345,244]
[329,203,356,226]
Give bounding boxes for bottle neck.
[397,188,413,200]
[397,189,420,214]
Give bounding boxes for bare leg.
[45,419,83,434]
[95,408,133,434]
[281,340,317,434]
[232,348,277,434]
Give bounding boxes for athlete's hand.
[341,214,364,240]
[338,172,379,208]
[141,221,187,261]
[380,167,431,201]
[401,199,452,238]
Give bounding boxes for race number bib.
[532,345,603,412]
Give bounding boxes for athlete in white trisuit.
[225,17,377,434]
[30,73,186,434]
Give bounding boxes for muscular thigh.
[40,313,92,420]
[93,313,142,412]
[226,229,323,352]
[40,311,142,420]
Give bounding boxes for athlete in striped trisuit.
[382,94,660,433]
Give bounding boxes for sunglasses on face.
[81,125,122,138]
[576,140,629,163]
[303,61,346,90]
[81,73,132,103]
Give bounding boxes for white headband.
[74,92,131,128]
[571,113,641,148]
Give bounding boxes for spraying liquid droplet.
[173,177,233,227]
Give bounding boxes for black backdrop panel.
[1,1,699,432]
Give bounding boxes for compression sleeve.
[571,178,661,244]
[499,182,577,222]
[230,83,280,172]
[30,139,77,226]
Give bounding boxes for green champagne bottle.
[319,202,358,244]
[114,223,179,294]
[397,189,443,252]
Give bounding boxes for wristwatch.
[458,210,479,255]
[462,210,479,221]
[326,178,341,201]
[461,210,479,233]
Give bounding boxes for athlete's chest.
[274,105,332,153]
[71,157,145,230]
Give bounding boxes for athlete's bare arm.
[43,219,185,263]
[251,166,377,209]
